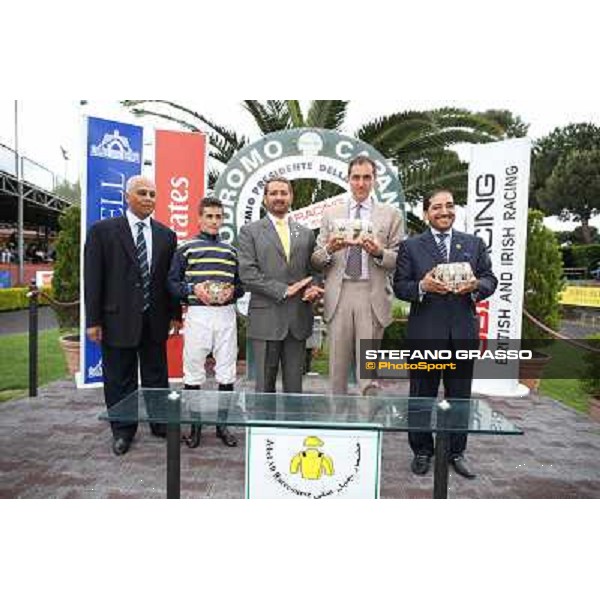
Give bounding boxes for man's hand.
[193,282,212,304]
[361,236,383,258]
[216,287,234,304]
[87,326,102,343]
[325,236,348,254]
[455,277,479,295]
[421,270,451,295]
[170,319,183,335]
[286,276,313,298]
[302,284,325,303]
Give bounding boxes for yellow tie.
[275,219,290,260]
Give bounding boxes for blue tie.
[436,233,448,263]
[136,222,151,311]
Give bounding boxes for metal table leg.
[433,432,449,499]
[166,423,181,499]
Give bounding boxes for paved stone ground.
[0,306,58,336]
[1,374,599,499]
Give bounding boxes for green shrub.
[0,287,52,311]
[52,206,81,329]
[580,333,600,397]
[559,246,574,269]
[523,210,564,340]
[382,299,409,347]
[570,244,600,274]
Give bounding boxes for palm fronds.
[306,100,349,130]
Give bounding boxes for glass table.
[99,389,523,499]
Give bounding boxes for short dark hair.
[348,155,377,177]
[423,189,454,212]
[264,177,293,196]
[199,196,223,215]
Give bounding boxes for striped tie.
[136,222,151,311]
[436,233,449,263]
[345,204,363,278]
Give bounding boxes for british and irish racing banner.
[79,116,143,386]
[467,138,531,396]
[154,130,207,379]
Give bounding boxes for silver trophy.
[205,281,234,305]
[330,218,373,243]
[432,262,474,292]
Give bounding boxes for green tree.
[477,109,529,138]
[538,149,600,244]
[555,226,600,246]
[53,180,81,203]
[571,225,600,244]
[531,123,600,209]
[52,205,80,329]
[523,210,564,340]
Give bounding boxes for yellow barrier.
[559,286,600,308]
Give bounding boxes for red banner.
[155,129,206,243]
[154,130,207,378]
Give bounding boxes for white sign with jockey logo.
[246,427,381,499]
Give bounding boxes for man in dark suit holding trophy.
[393,190,498,479]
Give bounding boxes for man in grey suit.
[238,177,322,393]
[393,189,498,479]
[312,156,404,396]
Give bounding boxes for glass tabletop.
[99,389,523,435]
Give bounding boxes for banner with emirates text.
[154,130,207,378]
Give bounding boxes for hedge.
[0,287,52,312]
[570,244,600,273]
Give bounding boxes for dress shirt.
[126,210,153,271]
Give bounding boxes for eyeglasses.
[136,189,156,198]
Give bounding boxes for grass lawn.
[540,378,591,414]
[310,350,329,376]
[0,329,68,401]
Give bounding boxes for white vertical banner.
[467,138,532,397]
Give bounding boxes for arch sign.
[214,128,405,243]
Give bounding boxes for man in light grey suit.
[312,156,403,396]
[238,177,323,393]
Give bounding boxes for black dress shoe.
[183,425,202,448]
[450,456,477,479]
[150,424,167,438]
[411,454,431,476]
[112,438,131,456]
[216,426,238,447]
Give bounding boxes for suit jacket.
[311,196,403,327]
[393,229,497,340]
[84,215,181,348]
[238,216,316,341]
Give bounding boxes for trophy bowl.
[205,281,234,305]
[432,262,474,292]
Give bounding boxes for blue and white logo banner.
[80,117,143,386]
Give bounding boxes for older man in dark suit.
[393,189,497,479]
[84,175,181,456]
[238,177,322,393]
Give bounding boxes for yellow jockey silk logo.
[290,436,335,480]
